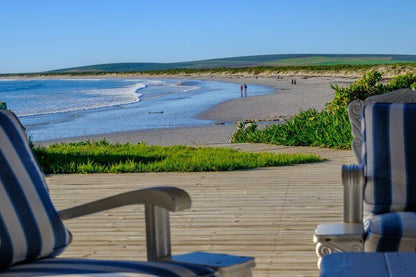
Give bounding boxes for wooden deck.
[47,143,356,277]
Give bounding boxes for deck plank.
[47,144,356,277]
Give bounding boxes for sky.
[1,0,415,73]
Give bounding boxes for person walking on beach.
[240,85,244,97]
[244,84,247,97]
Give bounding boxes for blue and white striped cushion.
[0,258,217,276]
[0,111,71,268]
[362,103,416,218]
[365,212,416,252]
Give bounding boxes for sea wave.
[18,81,145,117]
[19,97,143,117]
[60,78,105,81]
[172,83,200,93]
[0,78,23,82]
[4,79,202,118]
[123,79,165,85]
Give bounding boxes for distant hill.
[47,54,416,73]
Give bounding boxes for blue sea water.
[0,78,272,141]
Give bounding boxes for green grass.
[231,109,352,149]
[33,140,322,174]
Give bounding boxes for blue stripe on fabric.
[0,150,42,260]
[0,112,69,254]
[404,104,416,211]
[361,107,367,165]
[376,213,402,251]
[5,268,105,274]
[39,259,215,276]
[169,261,217,276]
[372,104,392,214]
[0,215,13,268]
[31,259,185,276]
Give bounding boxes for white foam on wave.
[60,78,104,81]
[145,80,166,86]
[19,81,146,117]
[179,85,199,93]
[12,79,202,118]
[0,79,22,82]
[123,79,167,86]
[171,81,200,93]
[123,79,198,93]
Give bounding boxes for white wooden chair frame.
[58,186,255,276]
[313,88,416,267]
[59,186,190,262]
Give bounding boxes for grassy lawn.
[34,140,322,174]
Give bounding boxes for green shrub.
[325,70,386,113]
[387,73,416,90]
[0,101,7,110]
[326,71,415,113]
[231,122,263,142]
[231,108,352,149]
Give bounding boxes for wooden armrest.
[342,164,365,223]
[58,186,191,220]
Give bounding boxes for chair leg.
[145,204,171,261]
[314,223,364,268]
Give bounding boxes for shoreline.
[34,75,355,146]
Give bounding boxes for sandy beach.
[38,75,355,146]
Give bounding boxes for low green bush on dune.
[0,101,7,110]
[326,70,416,113]
[231,71,416,149]
[232,109,352,149]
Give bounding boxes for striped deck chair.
[0,110,254,276]
[314,88,416,267]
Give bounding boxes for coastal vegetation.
[145,63,416,78]
[231,70,416,149]
[34,140,321,174]
[1,63,415,79]
[231,109,352,149]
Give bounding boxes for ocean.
[0,78,272,141]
